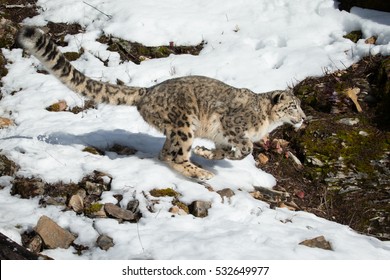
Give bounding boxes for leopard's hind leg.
[159,127,214,180]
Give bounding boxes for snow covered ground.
[1,0,390,259]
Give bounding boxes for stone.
[338,117,360,126]
[26,235,43,254]
[307,156,324,167]
[104,203,135,221]
[169,205,188,215]
[96,234,114,251]
[365,36,377,45]
[84,181,107,196]
[68,194,84,213]
[46,100,67,112]
[127,199,140,213]
[0,117,13,128]
[189,201,211,218]
[299,235,332,250]
[257,153,269,165]
[217,188,235,203]
[34,216,76,249]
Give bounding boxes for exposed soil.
[255,55,390,240]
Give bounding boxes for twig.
[5,4,26,8]
[83,1,113,20]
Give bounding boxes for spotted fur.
[17,26,306,180]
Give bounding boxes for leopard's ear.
[272,91,286,105]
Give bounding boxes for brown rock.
[189,201,211,218]
[34,216,76,249]
[104,203,135,221]
[46,100,67,112]
[365,36,377,45]
[257,153,269,165]
[299,235,332,250]
[0,117,14,128]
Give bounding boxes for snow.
[1,0,390,260]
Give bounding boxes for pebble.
[96,234,114,251]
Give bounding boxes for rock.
[11,177,45,198]
[68,194,84,213]
[307,156,324,167]
[81,171,112,195]
[84,181,107,196]
[257,153,269,165]
[26,235,43,254]
[127,199,140,213]
[338,117,360,126]
[217,188,235,203]
[34,216,76,249]
[104,203,135,221]
[0,117,13,128]
[365,36,377,45]
[189,201,211,218]
[46,100,67,112]
[299,235,332,250]
[96,234,114,251]
[169,205,188,215]
[286,151,303,168]
[0,154,18,176]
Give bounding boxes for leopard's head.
[269,90,306,129]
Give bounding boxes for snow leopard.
[17,26,306,180]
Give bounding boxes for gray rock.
[34,215,75,249]
[217,188,235,203]
[189,201,211,218]
[338,117,359,126]
[104,203,135,221]
[27,235,43,254]
[127,199,140,213]
[96,234,114,251]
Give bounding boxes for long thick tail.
[17,26,146,106]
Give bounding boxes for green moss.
[343,30,363,43]
[82,146,104,155]
[150,188,179,197]
[84,203,103,215]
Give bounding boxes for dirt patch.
[256,55,390,240]
[0,0,39,23]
